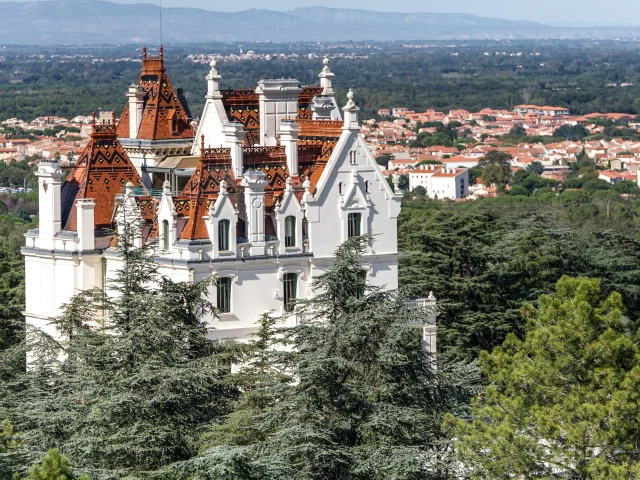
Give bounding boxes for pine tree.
[23,449,89,480]
[449,276,640,479]
[1,217,239,477]
[185,236,479,480]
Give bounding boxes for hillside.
[0,0,629,44]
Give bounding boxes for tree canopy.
[449,276,640,479]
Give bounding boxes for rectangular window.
[285,216,296,248]
[218,220,230,251]
[347,213,362,238]
[460,179,465,197]
[216,277,232,313]
[162,220,169,251]
[283,273,297,313]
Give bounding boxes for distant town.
[2,103,640,199]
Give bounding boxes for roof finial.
[143,46,147,61]
[91,111,96,130]
[111,110,116,125]
[319,56,335,95]
[200,134,205,157]
[345,88,356,108]
[159,45,164,59]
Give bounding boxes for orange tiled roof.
[117,47,194,141]
[62,115,142,231]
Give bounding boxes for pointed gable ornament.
[342,89,360,132]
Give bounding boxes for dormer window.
[285,216,296,248]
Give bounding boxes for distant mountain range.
[1,0,640,44]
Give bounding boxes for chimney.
[241,170,268,256]
[279,120,300,177]
[76,199,95,251]
[126,84,146,139]
[35,160,63,246]
[223,123,245,178]
[256,78,301,146]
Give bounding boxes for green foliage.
[553,124,587,140]
[0,160,36,189]
[23,449,89,480]
[508,185,528,196]
[479,150,513,186]
[614,180,640,195]
[450,277,640,479]
[399,193,640,358]
[525,160,544,176]
[413,185,426,196]
[564,176,583,189]
[0,213,31,352]
[509,124,526,136]
[0,419,21,454]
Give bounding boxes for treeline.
[399,189,640,358]
[2,40,640,121]
[0,159,38,190]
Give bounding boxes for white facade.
[409,165,469,199]
[22,57,429,347]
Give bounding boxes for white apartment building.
[408,164,469,199]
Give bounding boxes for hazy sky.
[3,0,639,26]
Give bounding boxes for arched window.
[218,219,230,251]
[216,277,232,313]
[285,216,296,248]
[365,180,370,193]
[162,220,169,251]
[338,182,343,195]
[347,212,362,238]
[283,273,297,313]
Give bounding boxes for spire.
[319,57,335,95]
[342,89,360,132]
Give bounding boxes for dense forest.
[2,40,640,122]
